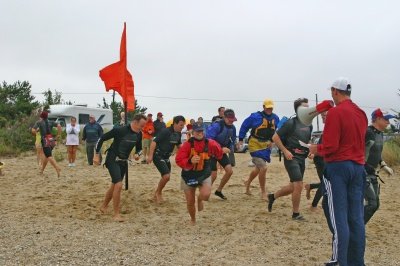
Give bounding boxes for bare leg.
[216,165,233,192]
[244,168,259,195]
[67,146,73,163]
[112,182,124,222]
[304,183,311,200]
[47,157,61,177]
[184,188,196,225]
[154,174,170,203]
[40,158,48,174]
[211,171,217,185]
[198,183,211,212]
[258,167,268,200]
[292,181,303,213]
[100,183,115,214]
[274,183,294,199]
[72,146,77,163]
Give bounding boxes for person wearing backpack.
[268,98,312,221]
[176,123,224,225]
[206,109,237,200]
[33,111,61,177]
[239,99,280,200]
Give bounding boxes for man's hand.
[307,153,314,160]
[191,155,200,164]
[283,149,293,160]
[222,147,231,154]
[381,161,394,176]
[93,154,101,166]
[309,144,318,155]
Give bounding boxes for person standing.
[310,77,368,266]
[82,115,103,165]
[66,117,80,167]
[95,114,146,222]
[176,124,224,225]
[211,106,225,122]
[147,115,185,203]
[33,111,61,177]
[141,113,154,163]
[304,111,327,211]
[364,108,395,224]
[206,109,237,200]
[268,98,313,220]
[153,112,166,137]
[239,99,279,200]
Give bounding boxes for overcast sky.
[1,0,399,128]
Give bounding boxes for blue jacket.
[206,120,237,151]
[239,111,279,161]
[82,122,103,143]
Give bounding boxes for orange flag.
[99,22,135,111]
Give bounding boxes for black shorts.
[153,153,171,176]
[284,157,305,182]
[210,153,232,171]
[105,159,127,184]
[43,146,52,158]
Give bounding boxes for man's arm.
[272,132,293,160]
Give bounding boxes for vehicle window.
[79,114,89,124]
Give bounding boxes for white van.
[48,104,113,131]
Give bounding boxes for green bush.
[382,136,400,166]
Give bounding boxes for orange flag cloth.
[99,22,135,111]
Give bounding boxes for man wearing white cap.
[310,77,368,266]
[364,108,395,224]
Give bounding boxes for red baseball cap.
[157,112,163,117]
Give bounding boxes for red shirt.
[176,138,223,170]
[317,99,367,164]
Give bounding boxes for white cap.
[331,77,351,92]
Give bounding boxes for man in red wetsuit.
[175,123,224,225]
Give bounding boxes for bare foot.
[261,192,268,201]
[56,168,61,178]
[188,220,196,226]
[304,184,311,199]
[243,180,252,195]
[197,198,204,212]
[309,206,319,212]
[99,206,108,214]
[113,215,125,222]
[153,193,164,204]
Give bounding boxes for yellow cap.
[263,98,274,108]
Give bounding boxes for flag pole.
[124,101,129,190]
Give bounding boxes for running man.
[176,123,224,225]
[310,77,368,266]
[268,98,313,220]
[206,109,237,200]
[95,114,146,222]
[239,99,279,200]
[148,115,185,203]
[364,108,395,224]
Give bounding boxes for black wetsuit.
[277,117,312,182]
[95,125,142,184]
[35,119,57,158]
[152,126,181,176]
[364,125,384,224]
[310,134,324,207]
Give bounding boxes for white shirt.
[66,123,80,145]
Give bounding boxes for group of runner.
[29,77,395,265]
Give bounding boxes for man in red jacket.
[310,77,368,266]
[176,124,224,225]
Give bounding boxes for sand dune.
[1,147,399,265]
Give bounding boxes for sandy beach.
[1,147,399,265]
